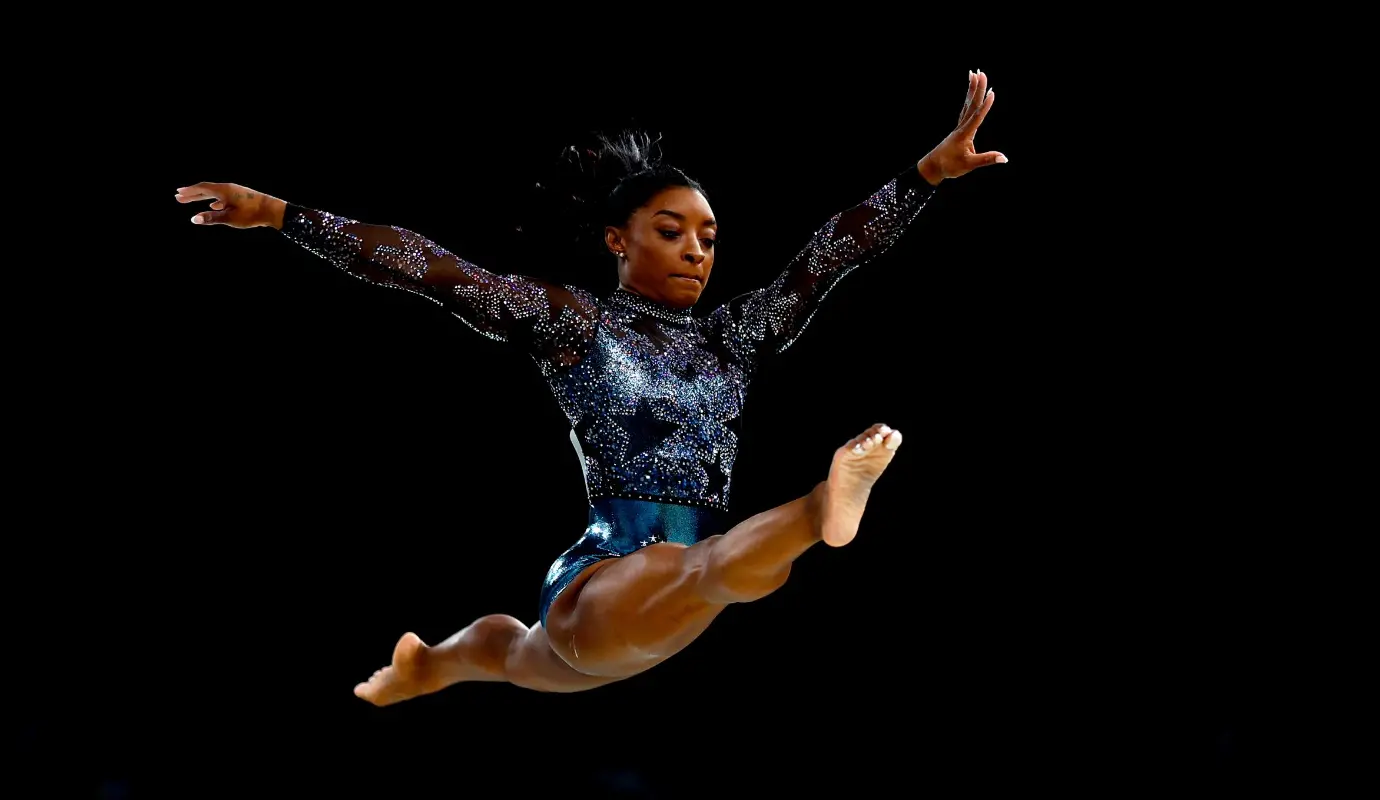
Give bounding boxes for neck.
[611,285,695,322]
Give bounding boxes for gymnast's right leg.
[353,615,620,705]
[545,423,903,678]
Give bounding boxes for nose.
[683,245,705,265]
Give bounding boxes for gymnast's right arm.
[176,182,599,363]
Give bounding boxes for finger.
[963,87,995,134]
[964,150,1008,168]
[175,183,223,201]
[960,69,982,124]
[962,70,981,125]
[191,207,231,225]
[965,71,989,127]
[176,189,219,203]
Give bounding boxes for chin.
[665,286,702,307]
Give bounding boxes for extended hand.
[175,182,285,229]
[918,70,1007,185]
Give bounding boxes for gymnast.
[175,69,1006,703]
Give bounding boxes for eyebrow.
[653,209,717,228]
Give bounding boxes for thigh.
[545,538,728,676]
[507,620,628,693]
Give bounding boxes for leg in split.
[545,423,903,677]
[352,422,903,704]
[353,615,620,705]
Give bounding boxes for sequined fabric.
[279,165,934,616]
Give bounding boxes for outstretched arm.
[276,201,598,366]
[177,182,599,366]
[708,69,1006,367]
[719,163,936,362]
[178,180,598,361]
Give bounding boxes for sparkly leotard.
[279,165,935,625]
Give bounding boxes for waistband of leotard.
[587,494,728,527]
[587,490,729,514]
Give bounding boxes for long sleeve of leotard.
[707,165,936,370]
[278,203,598,367]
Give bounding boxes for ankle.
[807,481,829,540]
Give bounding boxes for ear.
[604,226,625,257]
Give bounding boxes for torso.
[542,289,749,512]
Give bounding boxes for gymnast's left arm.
[708,69,1006,362]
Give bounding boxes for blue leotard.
[279,165,934,625]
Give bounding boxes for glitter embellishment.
[278,165,933,512]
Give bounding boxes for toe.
[884,430,903,450]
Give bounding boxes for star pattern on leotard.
[277,165,936,512]
[611,398,683,462]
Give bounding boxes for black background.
[24,55,1295,796]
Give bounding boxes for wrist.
[264,196,287,230]
[917,156,944,187]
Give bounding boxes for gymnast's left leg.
[353,615,622,704]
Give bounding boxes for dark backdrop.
[27,58,1284,796]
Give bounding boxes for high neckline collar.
[608,287,696,324]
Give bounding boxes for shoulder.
[507,279,602,319]
[562,284,600,308]
[701,288,766,328]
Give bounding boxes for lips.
[671,274,702,284]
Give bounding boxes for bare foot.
[354,632,438,706]
[821,423,903,547]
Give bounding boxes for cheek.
[654,242,686,269]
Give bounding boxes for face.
[606,186,717,308]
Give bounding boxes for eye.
[658,230,679,239]
[701,238,715,248]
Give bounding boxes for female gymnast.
[176,70,1006,704]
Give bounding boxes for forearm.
[773,164,935,315]
[277,202,471,293]
[718,164,937,361]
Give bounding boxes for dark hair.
[518,130,707,265]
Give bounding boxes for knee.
[471,615,528,663]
